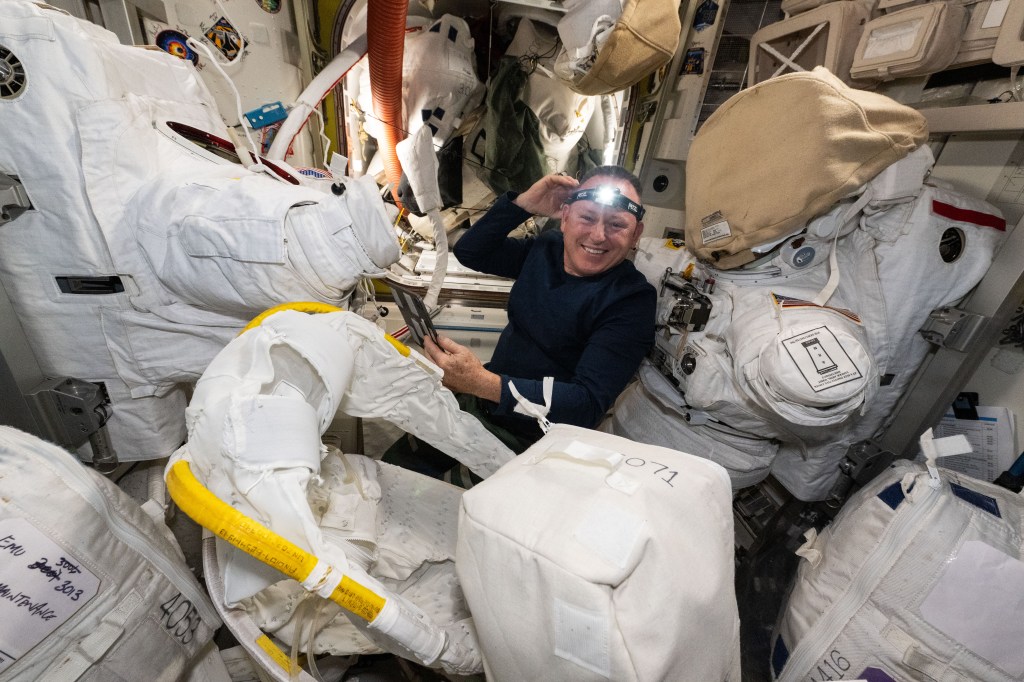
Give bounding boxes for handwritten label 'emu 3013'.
[0,517,100,673]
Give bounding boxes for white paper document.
[925,406,1017,482]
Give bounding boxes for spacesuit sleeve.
[452,192,535,279]
[493,285,656,428]
[137,174,400,313]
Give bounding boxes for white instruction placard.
[0,517,100,673]
[781,326,862,392]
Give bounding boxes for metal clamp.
[24,377,118,473]
[920,307,988,352]
[0,172,31,226]
[659,270,713,332]
[825,440,895,510]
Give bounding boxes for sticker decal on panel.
[204,17,244,61]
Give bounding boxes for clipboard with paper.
[389,282,440,347]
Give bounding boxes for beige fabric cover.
[569,0,682,95]
[780,0,828,15]
[684,67,927,268]
[781,0,876,17]
[850,2,967,82]
[748,2,872,85]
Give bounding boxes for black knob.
[681,353,697,375]
[331,182,346,196]
[653,174,669,192]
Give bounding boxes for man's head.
[560,166,645,277]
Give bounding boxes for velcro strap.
[509,377,554,433]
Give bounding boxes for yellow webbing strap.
[240,302,342,334]
[239,301,411,357]
[166,460,386,621]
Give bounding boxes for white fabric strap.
[300,559,345,599]
[509,377,554,433]
[919,427,972,489]
[811,189,873,306]
[42,591,143,682]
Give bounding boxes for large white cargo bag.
[772,459,1024,682]
[0,426,219,681]
[457,424,741,681]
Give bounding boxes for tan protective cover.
[780,0,828,15]
[781,0,876,17]
[850,3,967,82]
[950,0,1002,69]
[748,1,873,85]
[993,0,1024,67]
[570,0,682,95]
[684,68,927,268]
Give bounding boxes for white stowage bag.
[0,426,220,681]
[0,0,399,463]
[457,424,741,681]
[504,17,598,174]
[772,459,1024,682]
[357,14,483,147]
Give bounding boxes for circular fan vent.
[0,45,27,99]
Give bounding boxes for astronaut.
[604,68,1007,502]
[0,1,399,464]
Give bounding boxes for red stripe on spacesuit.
[931,200,1006,231]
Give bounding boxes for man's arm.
[454,174,579,278]
[489,287,656,427]
[453,194,533,278]
[424,335,502,402]
[425,286,656,429]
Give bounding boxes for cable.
[311,105,333,167]
[185,37,271,177]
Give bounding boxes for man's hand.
[513,174,580,218]
[424,335,502,402]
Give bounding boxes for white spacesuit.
[0,1,399,462]
[605,69,1007,501]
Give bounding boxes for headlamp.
[566,185,646,221]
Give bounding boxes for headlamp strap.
[566,186,646,221]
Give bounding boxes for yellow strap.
[165,461,385,621]
[240,301,342,334]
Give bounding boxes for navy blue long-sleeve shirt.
[453,193,656,438]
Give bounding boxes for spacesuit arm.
[139,174,399,313]
[453,192,535,278]
[494,286,656,428]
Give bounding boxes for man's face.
[560,176,644,277]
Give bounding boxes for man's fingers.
[437,334,461,353]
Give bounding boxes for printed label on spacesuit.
[700,211,732,244]
[781,326,862,392]
[0,517,100,672]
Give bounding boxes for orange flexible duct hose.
[367,0,410,207]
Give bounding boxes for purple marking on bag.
[859,667,897,682]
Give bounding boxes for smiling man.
[420,166,657,451]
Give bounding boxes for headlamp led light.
[566,185,646,221]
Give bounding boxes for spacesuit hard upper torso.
[608,148,1007,501]
[0,1,399,461]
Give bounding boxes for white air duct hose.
[266,35,368,162]
[396,126,448,309]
